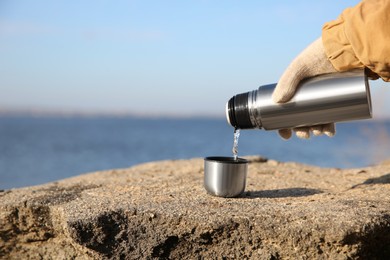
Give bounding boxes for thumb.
[272,38,336,103]
[272,63,307,103]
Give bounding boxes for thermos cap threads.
[226,93,253,129]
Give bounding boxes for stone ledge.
[1,157,390,259]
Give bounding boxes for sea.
[1,115,390,190]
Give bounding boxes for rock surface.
[1,156,390,259]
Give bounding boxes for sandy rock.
[1,156,390,259]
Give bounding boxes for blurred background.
[1,0,390,189]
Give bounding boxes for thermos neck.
[226,92,253,129]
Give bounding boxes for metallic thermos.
[226,70,372,130]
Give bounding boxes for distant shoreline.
[0,109,224,120]
[1,111,389,122]
[1,107,389,121]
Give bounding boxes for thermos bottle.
[226,70,372,130]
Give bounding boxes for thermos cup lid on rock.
[204,156,248,198]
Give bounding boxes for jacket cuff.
[322,11,364,71]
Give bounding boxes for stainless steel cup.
[204,156,248,198]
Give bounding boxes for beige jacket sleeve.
[322,0,390,81]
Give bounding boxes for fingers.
[293,127,311,139]
[322,123,336,137]
[278,124,336,140]
[310,125,323,136]
[278,129,292,140]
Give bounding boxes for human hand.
[272,38,337,140]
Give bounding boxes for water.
[232,128,241,160]
[1,115,390,190]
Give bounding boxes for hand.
[272,38,337,140]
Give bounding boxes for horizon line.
[0,107,225,119]
[1,107,389,122]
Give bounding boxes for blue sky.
[1,0,388,117]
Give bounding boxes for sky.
[1,0,389,118]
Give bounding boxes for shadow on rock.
[243,187,322,199]
[352,173,390,189]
